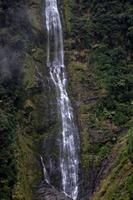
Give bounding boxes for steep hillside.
[0,0,49,199]
[92,130,133,200]
[0,0,132,200]
[62,0,133,199]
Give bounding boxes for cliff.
[0,0,132,200]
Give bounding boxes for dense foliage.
[68,0,133,198]
[90,0,133,126]
[0,76,20,199]
[72,0,133,126]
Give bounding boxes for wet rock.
[37,183,72,200]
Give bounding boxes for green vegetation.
[93,134,133,200]
[0,0,46,199]
[65,0,133,197]
[0,0,133,199]
[0,87,17,199]
[72,0,133,126]
[0,53,26,198]
[127,127,133,163]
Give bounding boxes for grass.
[93,134,133,200]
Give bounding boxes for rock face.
[37,183,72,200]
[0,0,132,200]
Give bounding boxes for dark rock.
[37,183,72,200]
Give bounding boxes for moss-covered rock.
[92,134,133,200]
[27,0,43,32]
[13,130,42,200]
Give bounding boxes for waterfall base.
[37,183,72,200]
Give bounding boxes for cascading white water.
[40,156,50,184]
[45,0,79,199]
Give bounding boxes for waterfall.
[40,156,50,184]
[44,0,79,199]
